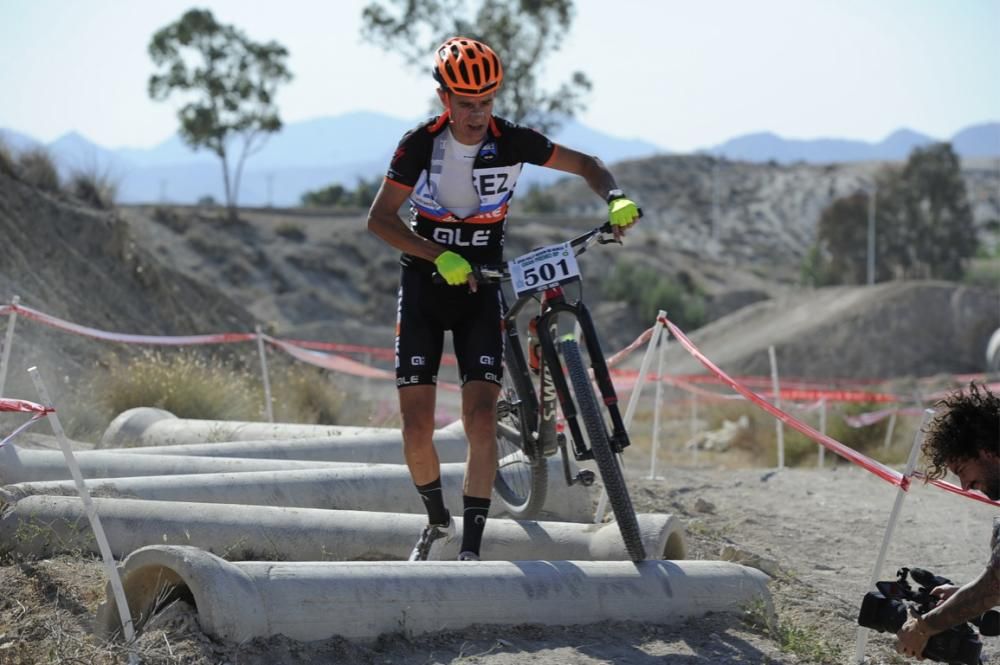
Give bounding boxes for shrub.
[605,260,707,331]
[275,221,306,241]
[0,137,17,178]
[94,350,262,422]
[17,148,60,192]
[271,364,347,424]
[88,349,358,429]
[68,169,119,209]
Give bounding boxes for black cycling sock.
[460,495,491,555]
[415,478,450,525]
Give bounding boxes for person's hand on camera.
[896,610,933,659]
[930,584,960,604]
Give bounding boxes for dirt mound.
[0,173,255,400]
[659,280,1000,379]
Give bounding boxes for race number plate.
[508,242,581,296]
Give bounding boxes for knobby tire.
[562,339,646,561]
[493,374,548,519]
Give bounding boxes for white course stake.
[853,409,933,664]
[690,393,700,465]
[596,311,665,522]
[817,398,827,468]
[647,330,668,480]
[28,367,139,664]
[882,410,898,451]
[768,345,785,469]
[0,295,20,397]
[255,325,274,423]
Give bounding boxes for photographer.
[896,383,1000,659]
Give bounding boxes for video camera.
[858,566,999,665]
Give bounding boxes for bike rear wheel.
[493,374,548,519]
[561,338,646,561]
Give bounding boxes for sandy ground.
[2,456,997,665]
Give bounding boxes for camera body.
[857,567,999,665]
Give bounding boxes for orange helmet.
[432,37,503,97]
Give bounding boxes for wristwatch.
[606,188,626,203]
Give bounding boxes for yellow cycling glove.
[434,250,472,286]
[608,195,640,227]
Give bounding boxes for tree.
[361,0,590,133]
[300,177,380,209]
[807,143,978,285]
[895,143,977,280]
[148,9,292,219]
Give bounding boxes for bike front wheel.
[561,338,646,561]
[493,374,548,519]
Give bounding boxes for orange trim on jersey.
[464,203,509,224]
[428,112,450,133]
[541,143,561,168]
[416,203,509,225]
[383,176,414,192]
[488,117,501,136]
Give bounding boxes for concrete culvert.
[3,456,594,522]
[0,445,364,484]
[100,407,421,448]
[99,428,469,464]
[0,495,685,561]
[97,545,770,643]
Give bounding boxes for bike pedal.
[574,469,596,487]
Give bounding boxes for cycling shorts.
[395,268,504,388]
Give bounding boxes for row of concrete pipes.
[0,407,772,642]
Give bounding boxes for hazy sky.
[2,0,997,152]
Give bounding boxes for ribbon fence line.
[661,316,1000,508]
[0,397,54,448]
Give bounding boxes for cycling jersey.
[385,112,557,270]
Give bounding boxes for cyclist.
[367,36,641,561]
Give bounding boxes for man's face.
[948,450,1000,500]
[438,89,495,144]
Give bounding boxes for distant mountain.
[0,128,42,154]
[950,123,1000,158]
[2,115,997,205]
[707,123,999,164]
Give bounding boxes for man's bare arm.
[922,557,1000,632]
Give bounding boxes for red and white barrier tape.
[6,304,255,346]
[844,407,926,428]
[0,397,53,414]
[663,317,1000,507]
[0,398,53,448]
[0,413,47,448]
[267,337,460,392]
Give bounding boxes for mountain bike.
[475,221,646,562]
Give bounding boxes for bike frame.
[499,282,632,485]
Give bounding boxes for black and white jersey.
[384,112,557,270]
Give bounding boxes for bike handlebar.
[432,210,642,286]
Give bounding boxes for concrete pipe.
[97,545,770,643]
[0,495,685,562]
[100,429,469,464]
[3,457,594,522]
[100,407,419,448]
[0,445,364,484]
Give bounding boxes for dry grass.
[16,147,61,192]
[68,169,119,210]
[0,136,17,178]
[59,348,368,441]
